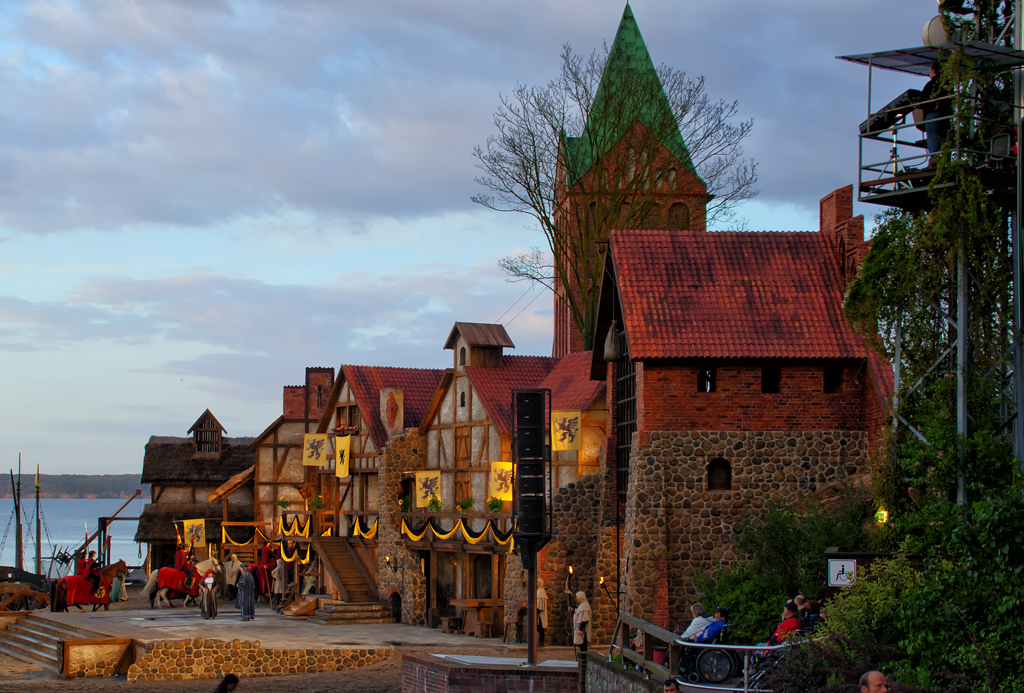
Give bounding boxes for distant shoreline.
[0,475,147,500]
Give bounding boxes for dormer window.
[188,409,224,454]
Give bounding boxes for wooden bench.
[440,616,463,634]
[474,621,493,638]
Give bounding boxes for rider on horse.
[174,543,197,590]
[77,550,102,594]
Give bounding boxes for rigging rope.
[0,510,13,559]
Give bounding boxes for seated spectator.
[664,677,683,693]
[679,602,713,641]
[695,606,729,643]
[768,601,801,646]
[799,599,823,633]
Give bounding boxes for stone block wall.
[622,429,867,630]
[377,429,429,625]
[401,653,578,693]
[127,637,390,682]
[585,653,661,693]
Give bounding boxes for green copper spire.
[564,4,700,186]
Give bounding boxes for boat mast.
[34,464,41,575]
[12,459,21,572]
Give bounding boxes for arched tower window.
[668,202,690,230]
[459,347,467,367]
[707,458,732,491]
[460,391,467,408]
[667,169,678,190]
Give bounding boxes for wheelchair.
[678,624,739,684]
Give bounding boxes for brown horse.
[51,559,130,612]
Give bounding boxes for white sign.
[828,559,857,587]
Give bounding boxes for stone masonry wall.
[622,429,867,631]
[585,652,660,693]
[127,637,390,682]
[378,429,429,625]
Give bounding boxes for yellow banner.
[552,410,582,451]
[335,434,351,478]
[415,470,442,508]
[303,433,329,466]
[182,518,206,548]
[489,461,514,501]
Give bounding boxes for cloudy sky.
[0,0,930,474]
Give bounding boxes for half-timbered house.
[374,323,606,631]
[135,410,255,570]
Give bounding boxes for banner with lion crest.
[551,410,582,451]
[415,470,442,508]
[489,461,514,501]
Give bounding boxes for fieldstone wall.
[126,637,390,682]
[585,652,660,693]
[377,429,429,625]
[623,430,867,630]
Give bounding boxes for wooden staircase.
[313,536,377,604]
[0,613,110,674]
[307,601,393,626]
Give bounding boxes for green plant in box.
[427,496,443,512]
[457,497,475,512]
[399,495,412,513]
[487,497,504,513]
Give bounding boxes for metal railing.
[607,611,787,692]
[857,93,1016,205]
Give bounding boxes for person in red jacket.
[768,601,801,646]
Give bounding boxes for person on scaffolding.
[920,61,953,165]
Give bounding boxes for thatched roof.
[134,502,253,544]
[141,436,255,484]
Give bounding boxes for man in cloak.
[572,590,592,652]
[272,558,286,612]
[236,563,256,621]
[224,554,242,601]
[536,578,549,647]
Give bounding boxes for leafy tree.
[472,8,756,349]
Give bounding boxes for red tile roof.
[341,365,444,450]
[610,229,870,359]
[541,351,606,411]
[464,355,558,435]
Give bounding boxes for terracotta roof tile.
[464,355,558,435]
[540,351,606,411]
[342,365,444,450]
[610,229,869,359]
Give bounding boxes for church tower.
[552,4,708,358]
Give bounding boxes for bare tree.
[473,43,757,350]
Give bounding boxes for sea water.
[0,497,148,575]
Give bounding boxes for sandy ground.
[2,586,578,692]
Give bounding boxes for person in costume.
[236,563,256,621]
[224,554,242,601]
[199,570,218,620]
[536,578,549,647]
[272,558,286,611]
[572,590,592,652]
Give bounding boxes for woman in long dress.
[236,563,256,621]
[199,571,218,620]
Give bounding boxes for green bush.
[695,484,873,644]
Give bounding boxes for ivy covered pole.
[957,250,968,506]
[1014,0,1024,467]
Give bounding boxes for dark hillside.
[0,475,147,499]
